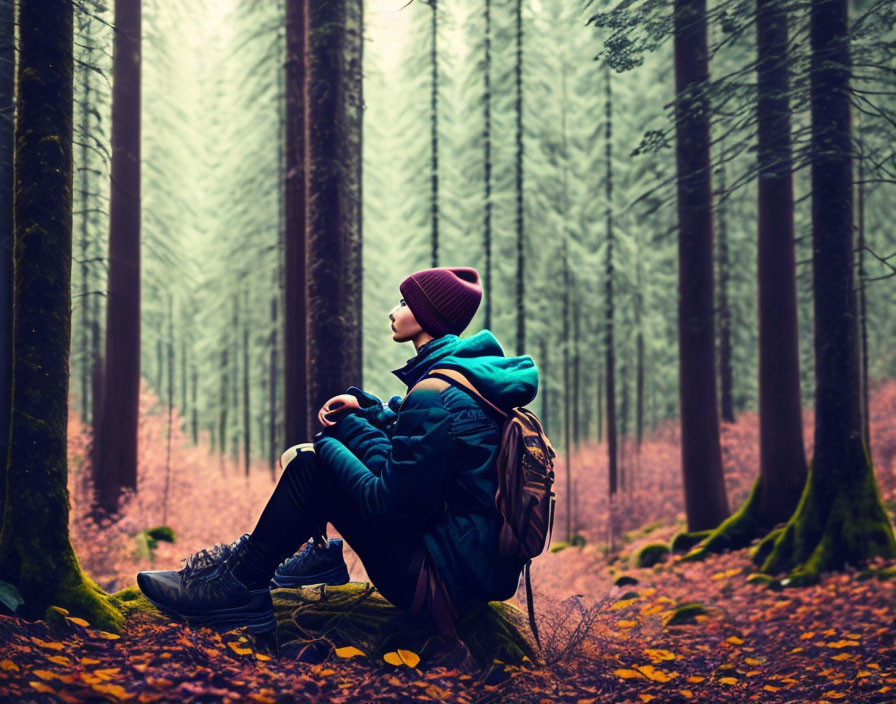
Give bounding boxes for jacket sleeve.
[323,409,392,476]
[343,385,400,431]
[313,386,453,527]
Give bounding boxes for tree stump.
[272,582,541,671]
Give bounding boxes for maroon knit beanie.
[399,266,482,337]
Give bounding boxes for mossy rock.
[745,573,781,589]
[569,533,587,548]
[663,602,706,627]
[273,582,540,672]
[613,574,638,588]
[549,541,570,553]
[634,543,670,568]
[670,530,712,554]
[146,526,176,543]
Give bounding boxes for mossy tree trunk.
[304,0,363,441]
[0,0,121,630]
[756,0,896,583]
[686,0,808,560]
[0,0,13,521]
[672,0,730,531]
[93,0,141,514]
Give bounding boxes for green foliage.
[670,530,713,555]
[663,602,706,627]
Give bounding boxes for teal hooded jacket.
[312,329,539,613]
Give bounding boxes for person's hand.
[318,394,361,427]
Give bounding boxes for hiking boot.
[270,537,350,589]
[137,534,275,633]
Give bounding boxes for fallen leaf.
[46,655,72,666]
[726,636,744,645]
[29,681,56,694]
[0,659,19,672]
[335,645,366,659]
[65,616,90,627]
[31,638,65,651]
[644,649,676,662]
[227,642,253,656]
[97,631,121,640]
[92,683,134,701]
[613,669,646,680]
[719,677,738,685]
[638,664,676,682]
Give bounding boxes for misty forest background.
[1,0,896,636]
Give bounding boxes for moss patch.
[634,543,670,568]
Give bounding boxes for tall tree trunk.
[242,290,251,477]
[230,295,239,463]
[76,21,92,428]
[759,0,896,582]
[304,0,364,441]
[635,252,645,449]
[562,243,572,543]
[0,0,13,518]
[284,0,308,447]
[604,63,618,500]
[191,361,197,445]
[596,366,602,444]
[716,145,735,423]
[856,138,870,450]
[483,0,492,331]
[218,348,228,458]
[162,294,173,523]
[429,0,439,267]
[514,0,525,354]
[672,0,729,531]
[269,296,279,476]
[180,337,187,422]
[539,336,549,438]
[572,299,580,448]
[94,0,141,513]
[691,0,808,559]
[0,0,120,628]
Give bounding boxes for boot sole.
[269,564,350,589]
[139,580,276,634]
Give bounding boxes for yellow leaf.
[613,668,646,679]
[800,631,815,640]
[719,677,738,685]
[33,670,59,681]
[638,664,676,682]
[686,676,705,683]
[678,690,693,699]
[97,631,121,640]
[822,692,847,699]
[29,681,56,694]
[644,648,676,662]
[744,657,762,666]
[763,685,781,693]
[227,642,253,656]
[92,683,134,701]
[825,640,859,648]
[726,636,744,645]
[0,660,19,672]
[94,668,121,681]
[31,638,65,650]
[397,649,420,668]
[335,646,366,659]
[845,632,861,639]
[80,657,101,665]
[46,655,72,666]
[255,653,271,661]
[831,653,852,661]
[383,652,403,666]
[640,604,665,617]
[65,616,90,627]
[612,598,638,609]
[638,696,655,703]
[49,606,70,615]
[616,620,637,628]
[318,668,335,676]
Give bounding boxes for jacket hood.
[391,329,539,410]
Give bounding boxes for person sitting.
[136,266,539,639]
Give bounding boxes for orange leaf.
[638,696,655,703]
[744,657,762,666]
[763,685,781,693]
[644,648,676,662]
[255,653,271,661]
[335,645,366,659]
[227,642,253,656]
[92,683,134,701]
[397,649,420,668]
[0,659,19,672]
[678,690,693,699]
[726,636,744,645]
[799,631,815,640]
[65,616,90,627]
[318,668,335,676]
[33,670,59,681]
[686,676,705,683]
[719,677,738,685]
[383,652,403,667]
[616,620,637,628]
[638,664,676,682]
[97,631,121,640]
[825,640,860,649]
[80,657,101,665]
[613,668,646,680]
[29,681,56,694]
[46,655,72,666]
[31,638,65,651]
[822,692,847,699]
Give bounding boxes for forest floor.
[2,530,896,703]
[2,379,896,702]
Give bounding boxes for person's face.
[389,297,423,342]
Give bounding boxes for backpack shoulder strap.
[425,367,508,419]
[524,559,541,650]
[397,376,450,413]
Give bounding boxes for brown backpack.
[403,366,557,648]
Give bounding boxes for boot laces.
[180,534,250,586]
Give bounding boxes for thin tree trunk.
[218,348,228,460]
[856,136,870,450]
[163,294,173,523]
[716,144,735,423]
[94,0,142,513]
[0,0,120,627]
[483,0,492,331]
[672,0,729,531]
[191,361,197,445]
[304,0,364,440]
[539,336,548,438]
[231,295,239,464]
[242,290,251,477]
[429,0,439,267]
[284,0,308,447]
[596,366,602,444]
[514,0,525,354]
[269,296,279,477]
[572,299,580,448]
[604,63,618,500]
[77,25,92,427]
